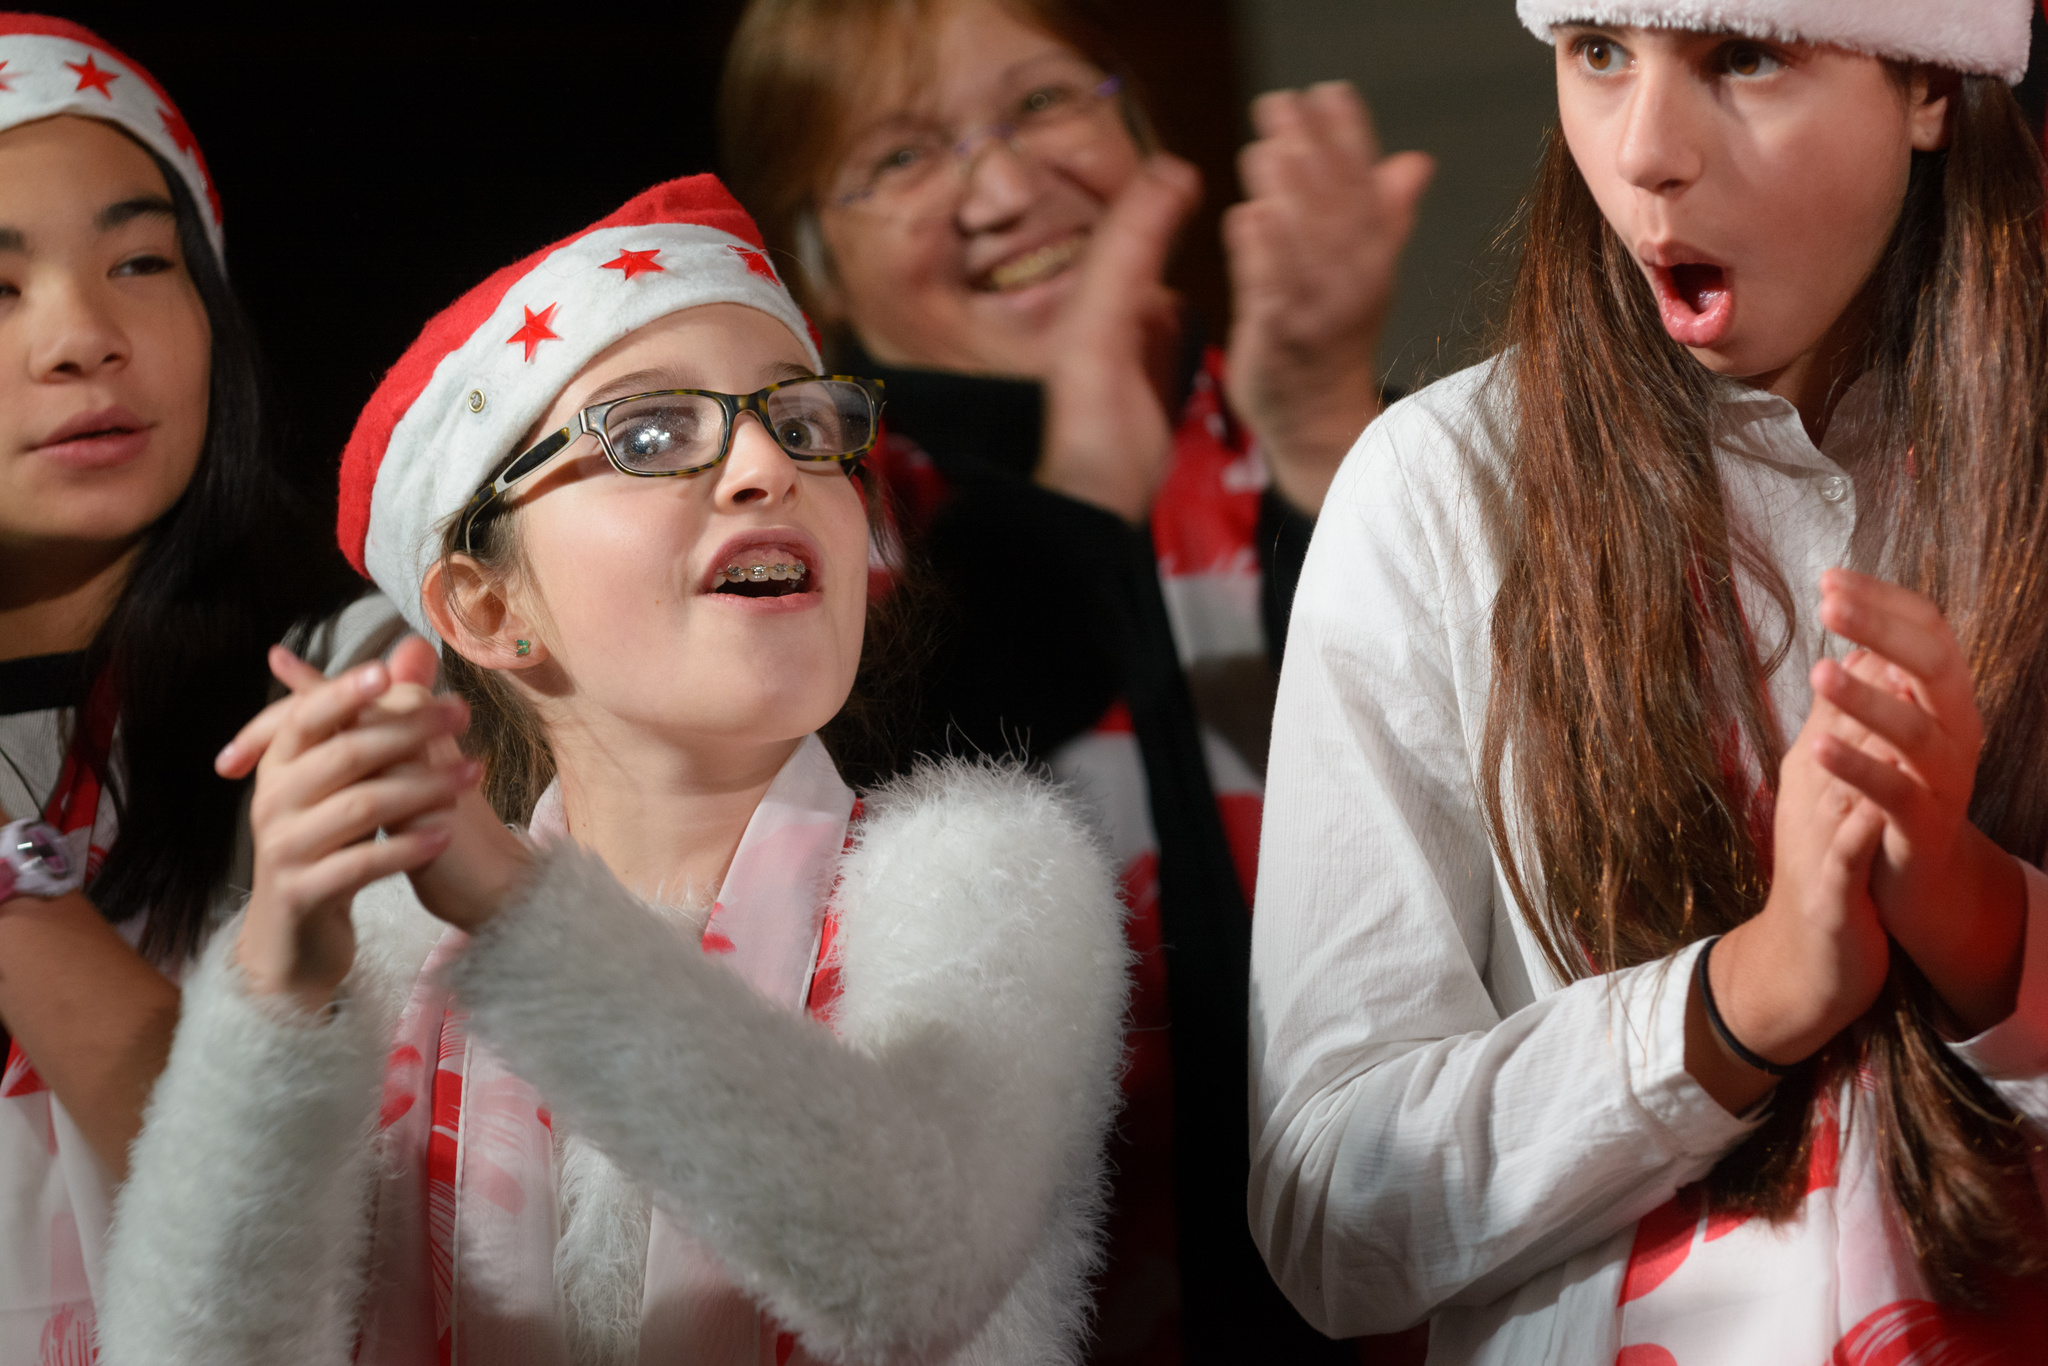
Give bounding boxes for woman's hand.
[1037,154,1200,523]
[234,653,478,1012]
[1810,569,2026,1036]
[1223,82,1433,516]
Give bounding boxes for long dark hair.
[1482,78,2048,1300]
[76,143,357,961]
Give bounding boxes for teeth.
[987,236,1082,291]
[720,561,807,585]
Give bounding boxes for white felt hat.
[336,174,822,640]
[0,14,224,258]
[1516,1,2034,84]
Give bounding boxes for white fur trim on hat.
[359,220,821,640]
[0,20,224,257]
[1516,0,2034,84]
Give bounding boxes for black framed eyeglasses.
[458,375,885,552]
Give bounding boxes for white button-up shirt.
[1250,361,2048,1363]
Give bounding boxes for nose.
[26,274,132,382]
[955,137,1037,235]
[713,411,801,510]
[1614,61,1706,195]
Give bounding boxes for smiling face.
[0,115,211,560]
[814,0,1143,377]
[1554,26,1949,383]
[453,302,870,760]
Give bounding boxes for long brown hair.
[1482,77,2048,1299]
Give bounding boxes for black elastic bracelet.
[1697,936,1797,1078]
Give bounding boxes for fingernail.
[358,663,388,695]
[215,740,239,768]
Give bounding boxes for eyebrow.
[96,195,176,231]
[578,360,821,408]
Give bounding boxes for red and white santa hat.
[0,14,223,257]
[336,174,821,637]
[1517,0,2033,84]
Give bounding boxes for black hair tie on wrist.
[1698,935,1797,1078]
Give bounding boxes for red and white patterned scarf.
[356,734,856,1366]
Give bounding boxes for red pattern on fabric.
[1149,351,1262,579]
[701,902,737,955]
[601,247,664,280]
[379,1044,424,1129]
[803,800,862,1022]
[506,303,560,363]
[729,244,779,283]
[0,60,12,92]
[35,1303,93,1365]
[1215,792,1260,909]
[63,53,115,97]
[1620,1184,1705,1304]
[1614,1347,1679,1366]
[3,1039,46,1097]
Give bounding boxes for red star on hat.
[601,247,665,280]
[729,245,778,283]
[66,53,118,98]
[0,61,13,93]
[158,106,198,156]
[507,303,561,363]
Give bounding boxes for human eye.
[1016,81,1081,120]
[110,252,177,279]
[872,137,934,181]
[1569,32,1630,75]
[1719,41,1785,79]
[608,397,718,472]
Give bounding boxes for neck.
[0,537,139,663]
[549,719,802,904]
[1745,299,1876,450]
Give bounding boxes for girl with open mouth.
[1253,2,2048,1362]
[100,177,1131,1366]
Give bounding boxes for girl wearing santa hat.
[1252,2,2048,1362]
[0,14,372,1359]
[99,173,1131,1366]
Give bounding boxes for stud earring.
[514,639,531,658]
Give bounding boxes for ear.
[1907,66,1959,153]
[422,554,550,672]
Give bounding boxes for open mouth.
[981,234,1084,293]
[1650,260,1734,348]
[713,557,814,599]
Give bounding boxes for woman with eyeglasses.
[100,176,1131,1366]
[718,3,1431,1360]
[0,16,373,1357]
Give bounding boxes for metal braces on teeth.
[720,561,808,585]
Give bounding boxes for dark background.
[61,1,1241,542]
[56,1,2048,545]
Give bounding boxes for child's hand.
[1811,570,2026,1035]
[221,637,535,937]
[235,654,479,1012]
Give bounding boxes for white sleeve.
[98,917,385,1366]
[452,762,1131,1366]
[1248,391,1758,1338]
[1947,859,2048,1126]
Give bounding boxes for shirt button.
[1819,475,1850,504]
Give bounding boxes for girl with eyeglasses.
[1253,2,2048,1361]
[0,16,371,1357]
[720,5,1431,1359]
[100,176,1130,1366]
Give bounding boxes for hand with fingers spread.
[1223,81,1434,516]
[232,650,481,1012]
[1038,154,1200,523]
[1808,569,2027,1035]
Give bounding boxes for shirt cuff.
[1947,860,2048,1115]
[1618,939,1762,1154]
